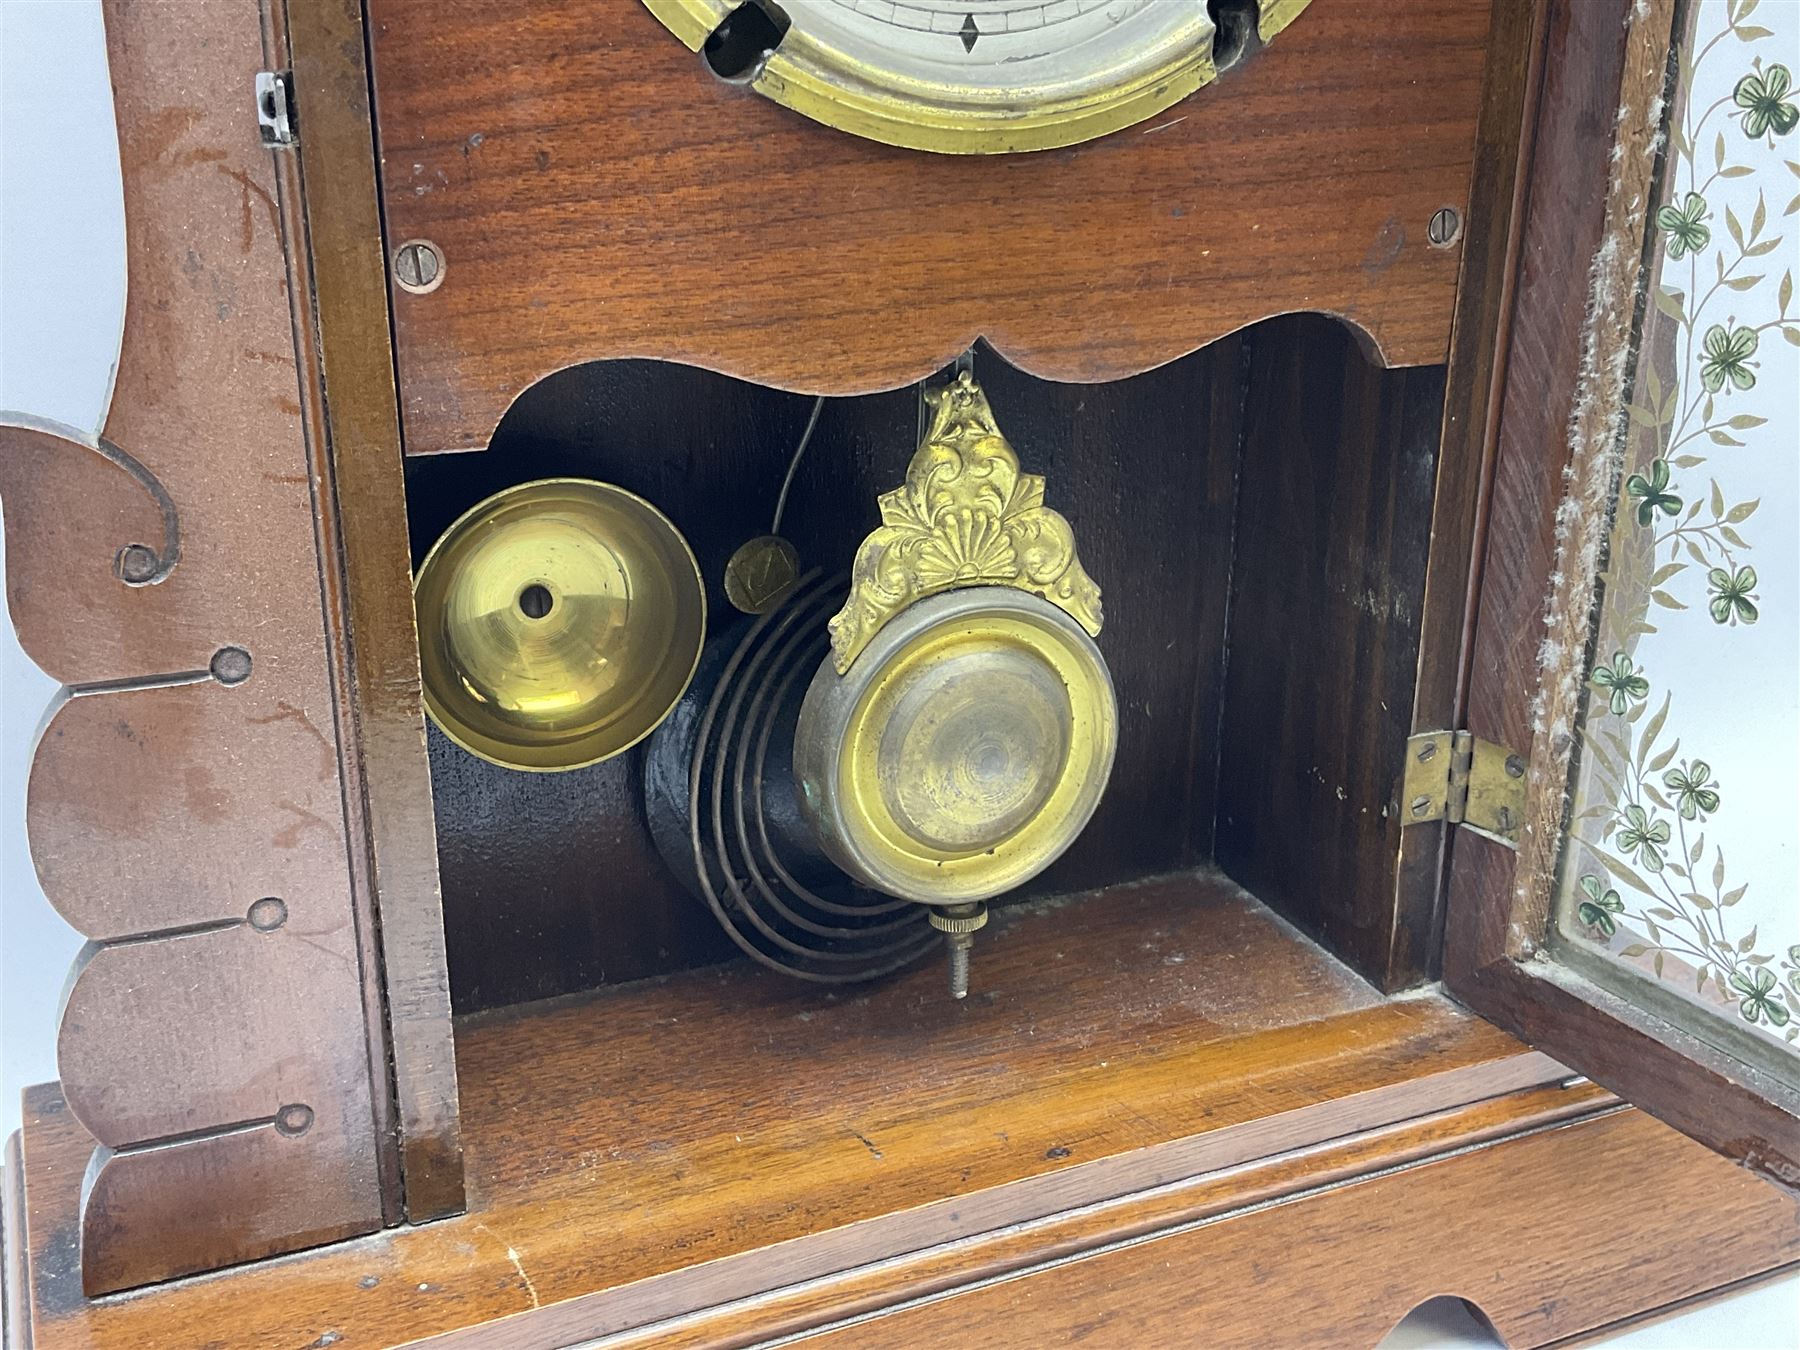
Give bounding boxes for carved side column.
[0,0,405,1294]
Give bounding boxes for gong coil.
[645,570,937,983]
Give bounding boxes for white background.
[0,2,1793,1344]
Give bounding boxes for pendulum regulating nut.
[930,902,989,1000]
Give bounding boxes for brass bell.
[414,477,706,771]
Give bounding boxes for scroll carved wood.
[0,0,403,1293]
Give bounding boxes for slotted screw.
[393,239,444,294]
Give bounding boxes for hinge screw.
[1416,740,1437,763]
[1505,754,1526,779]
[1410,793,1434,818]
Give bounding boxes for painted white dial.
[805,1,1207,99]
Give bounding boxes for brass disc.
[414,478,705,771]
[794,587,1116,904]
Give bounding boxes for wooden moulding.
[0,0,409,1293]
[363,0,1496,454]
[282,0,466,1223]
[1393,0,1548,979]
[1441,0,1800,1191]
[6,877,1799,1347]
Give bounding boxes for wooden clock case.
[3,0,1797,1345]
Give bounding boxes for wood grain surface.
[1393,0,1548,976]
[0,0,389,1291]
[794,1108,1800,1350]
[1440,0,1800,1192]
[6,875,1579,1348]
[365,0,1495,454]
[1215,318,1446,990]
[284,0,466,1224]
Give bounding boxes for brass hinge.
[1402,730,1527,848]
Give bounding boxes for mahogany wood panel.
[365,0,1495,454]
[1440,0,1800,1191]
[57,926,367,1148]
[411,346,1246,1009]
[798,1108,1800,1350]
[26,680,353,939]
[284,0,466,1223]
[1215,317,1446,991]
[598,1078,1620,1350]
[78,1113,378,1299]
[6,877,1573,1347]
[0,0,389,1291]
[1394,0,1547,970]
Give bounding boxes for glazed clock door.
[1442,0,1800,1194]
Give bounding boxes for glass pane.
[1554,0,1799,1065]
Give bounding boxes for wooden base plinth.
[6,875,1798,1347]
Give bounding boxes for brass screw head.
[928,903,990,936]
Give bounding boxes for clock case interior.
[321,0,1524,1319]
[408,313,1446,1029]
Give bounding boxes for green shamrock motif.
[1730,968,1790,1028]
[1617,804,1671,873]
[1575,875,1625,937]
[1734,62,1798,142]
[1661,760,1720,820]
[1699,323,1758,393]
[1590,651,1650,715]
[1655,191,1711,259]
[1707,566,1759,626]
[1625,458,1682,525]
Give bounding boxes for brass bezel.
[644,0,1314,155]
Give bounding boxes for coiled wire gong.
[645,570,938,982]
